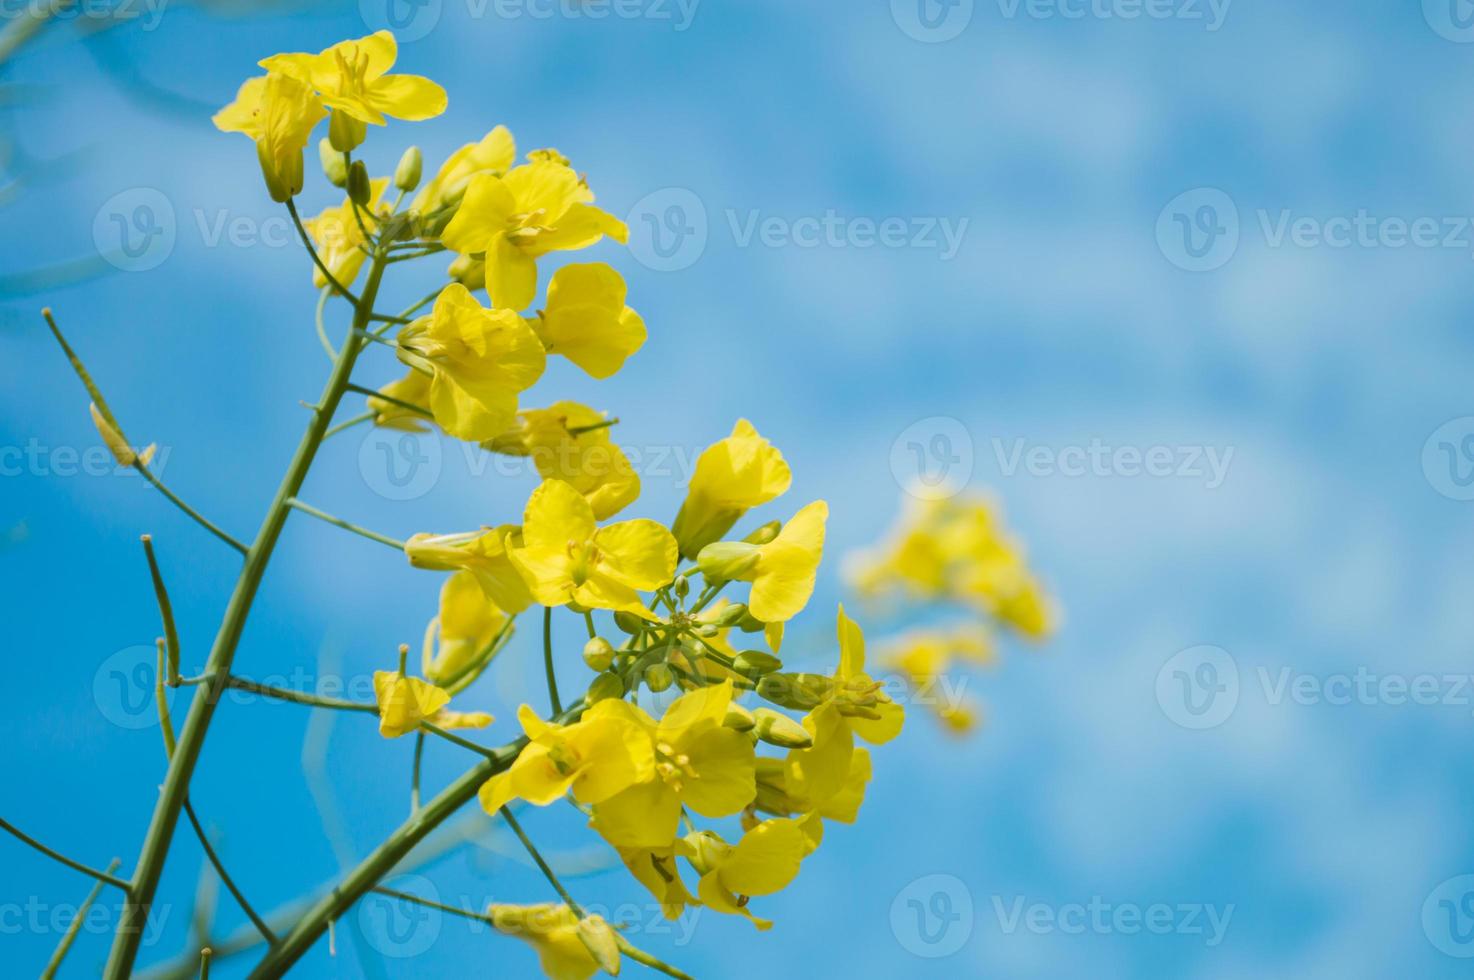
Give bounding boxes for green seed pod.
[757,672,834,712]
[586,672,625,703]
[582,636,615,672]
[394,146,423,193]
[318,139,347,188]
[733,650,783,678]
[753,708,812,749]
[346,160,371,206]
[644,663,675,693]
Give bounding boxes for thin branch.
[344,382,433,421]
[182,801,276,946]
[411,732,425,814]
[40,858,123,979]
[284,198,359,306]
[142,536,181,684]
[0,817,131,891]
[314,286,337,361]
[499,808,580,912]
[285,497,405,551]
[136,466,250,556]
[543,607,563,715]
[324,411,374,439]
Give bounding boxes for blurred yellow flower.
[487,904,613,980]
[422,570,509,694]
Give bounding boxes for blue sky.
[4,1,1474,977]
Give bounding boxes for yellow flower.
[535,263,646,379]
[302,178,389,289]
[783,606,902,805]
[405,526,534,613]
[488,904,616,980]
[752,748,871,824]
[212,72,326,203]
[506,479,676,619]
[880,623,993,684]
[685,815,821,931]
[671,419,792,559]
[422,570,510,694]
[396,283,546,441]
[259,31,446,127]
[368,369,432,430]
[372,671,490,738]
[412,124,516,215]
[589,683,756,849]
[484,402,639,520]
[618,844,698,921]
[698,500,827,624]
[441,155,628,310]
[478,702,654,812]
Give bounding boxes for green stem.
[182,800,275,945]
[0,816,131,891]
[41,858,123,979]
[499,808,579,912]
[142,536,181,684]
[137,466,249,556]
[324,411,374,439]
[314,285,337,360]
[543,606,562,715]
[285,497,405,551]
[208,675,377,714]
[103,248,390,979]
[411,732,425,813]
[286,197,359,306]
[345,381,433,420]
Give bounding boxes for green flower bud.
[346,160,371,206]
[753,708,812,749]
[328,110,365,152]
[582,637,615,672]
[673,575,691,599]
[757,672,834,712]
[715,602,749,627]
[586,672,625,703]
[696,541,760,582]
[733,650,782,678]
[743,520,782,545]
[737,611,766,633]
[613,611,644,634]
[318,139,347,188]
[644,663,675,693]
[722,701,755,731]
[394,146,423,193]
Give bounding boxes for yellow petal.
[372,671,451,738]
[591,519,677,591]
[441,174,517,254]
[487,233,539,310]
[367,73,447,121]
[784,702,853,804]
[720,817,808,897]
[680,725,757,818]
[747,501,827,623]
[591,779,682,849]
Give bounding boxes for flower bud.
[328,110,365,152]
[714,602,749,627]
[587,672,625,703]
[394,146,423,193]
[673,575,690,600]
[613,611,644,634]
[696,541,760,582]
[644,663,674,693]
[582,637,615,672]
[319,139,347,187]
[753,708,812,749]
[575,916,621,975]
[447,254,486,289]
[347,160,371,206]
[737,611,766,634]
[733,650,782,678]
[757,672,834,712]
[743,520,782,545]
[722,702,755,731]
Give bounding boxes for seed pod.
[722,702,755,732]
[613,611,644,634]
[582,637,615,672]
[715,602,749,627]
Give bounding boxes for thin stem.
[284,198,359,306]
[157,640,177,757]
[419,722,499,759]
[104,248,391,979]
[385,246,446,264]
[199,948,212,980]
[583,611,597,640]
[210,675,377,714]
[142,536,181,684]
[411,732,425,814]
[314,286,337,360]
[397,289,440,320]
[499,808,579,912]
[285,497,405,551]
[353,328,398,349]
[182,800,276,946]
[41,858,123,979]
[0,817,132,891]
[324,411,373,439]
[543,606,562,715]
[345,382,433,420]
[137,466,250,556]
